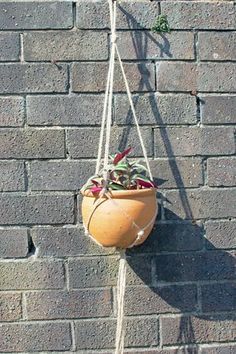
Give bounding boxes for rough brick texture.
[0,161,25,191]
[0,63,68,94]
[0,32,20,61]
[27,94,104,126]
[199,32,236,61]
[0,322,72,352]
[0,194,74,224]
[26,288,112,320]
[0,0,235,352]
[0,260,65,290]
[0,228,28,258]
[115,93,197,125]
[0,1,73,30]
[200,95,236,124]
[161,314,236,345]
[0,97,24,127]
[0,293,22,321]
[0,128,65,158]
[72,62,155,92]
[23,31,108,61]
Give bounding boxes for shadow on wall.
[126,211,236,351]
[116,5,193,222]
[116,5,236,352]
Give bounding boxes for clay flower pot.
[81,188,157,249]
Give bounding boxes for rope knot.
[137,230,145,239]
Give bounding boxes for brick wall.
[0,0,235,353]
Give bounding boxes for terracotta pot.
[81,188,157,249]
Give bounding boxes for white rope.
[103,0,117,176]
[115,44,153,181]
[95,0,117,175]
[115,249,127,354]
[95,52,113,175]
[90,1,156,353]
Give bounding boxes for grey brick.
[0,161,25,191]
[27,94,104,126]
[154,127,235,157]
[157,62,196,92]
[30,160,95,191]
[31,226,115,257]
[0,194,74,225]
[130,222,203,254]
[0,129,65,159]
[0,322,71,352]
[122,347,193,354]
[124,351,197,354]
[69,255,152,288]
[23,31,108,61]
[69,256,118,289]
[199,32,236,61]
[0,63,68,93]
[0,293,22,321]
[207,158,236,187]
[201,345,236,354]
[117,31,194,60]
[126,255,152,286]
[0,228,28,258]
[0,1,72,30]
[0,97,24,127]
[76,0,160,29]
[0,32,20,61]
[157,63,236,92]
[161,1,235,30]
[0,260,64,290]
[198,63,236,93]
[205,221,236,250]
[75,317,159,349]
[164,189,236,220]
[72,62,155,92]
[200,95,236,124]
[114,93,197,125]
[26,289,112,320]
[202,283,236,313]
[150,158,203,189]
[67,126,152,158]
[161,314,236,345]
[155,251,236,283]
[124,284,197,315]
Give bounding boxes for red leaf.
[113,147,132,165]
[91,179,100,186]
[136,179,155,188]
[91,186,103,194]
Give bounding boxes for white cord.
[115,44,153,181]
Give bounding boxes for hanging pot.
[81,188,157,249]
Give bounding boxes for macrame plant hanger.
[92,1,155,353]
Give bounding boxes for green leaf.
[131,174,151,182]
[84,184,94,190]
[108,182,126,190]
[132,163,148,172]
[112,163,129,172]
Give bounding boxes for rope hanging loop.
[92,2,157,353]
[96,0,153,183]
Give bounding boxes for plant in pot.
[81,147,158,249]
